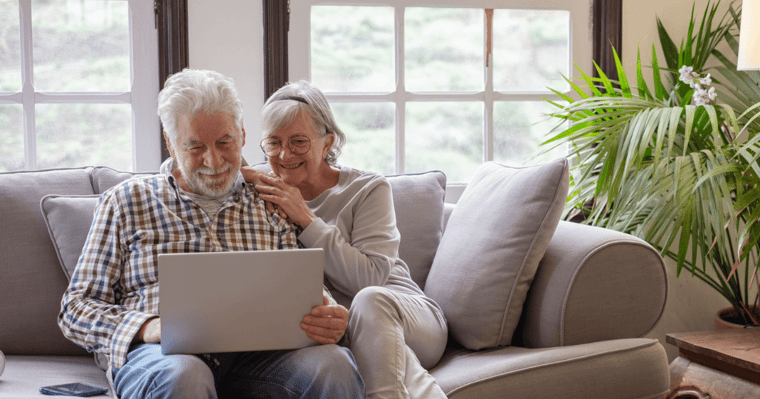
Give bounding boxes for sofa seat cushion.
[0,168,95,356]
[425,159,569,350]
[0,356,110,398]
[430,338,669,399]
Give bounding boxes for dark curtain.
[156,0,189,162]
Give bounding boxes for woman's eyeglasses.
[260,135,317,157]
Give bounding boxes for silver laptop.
[158,248,324,355]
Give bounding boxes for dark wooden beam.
[156,0,189,161]
[263,0,290,100]
[593,0,623,81]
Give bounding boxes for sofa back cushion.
[386,171,446,290]
[425,159,569,350]
[40,195,101,279]
[0,168,95,355]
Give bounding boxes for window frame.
[1,0,161,172]
[266,0,621,91]
[263,0,620,199]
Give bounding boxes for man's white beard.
[179,161,238,198]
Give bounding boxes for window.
[288,0,592,194]
[0,0,159,173]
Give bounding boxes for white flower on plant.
[679,65,695,84]
[693,86,717,106]
[680,66,718,106]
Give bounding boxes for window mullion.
[395,5,405,175]
[19,0,35,170]
[484,9,494,163]
[130,0,160,172]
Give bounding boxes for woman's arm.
[298,177,399,296]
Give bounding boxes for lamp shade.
[739,0,760,70]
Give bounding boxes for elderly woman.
[243,80,448,399]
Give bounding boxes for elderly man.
[58,69,364,399]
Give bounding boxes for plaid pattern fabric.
[58,159,299,370]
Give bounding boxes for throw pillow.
[386,171,446,290]
[39,195,100,280]
[424,158,569,350]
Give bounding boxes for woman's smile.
[280,162,304,170]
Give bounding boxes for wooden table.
[665,329,760,399]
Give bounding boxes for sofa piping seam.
[558,238,668,346]
[496,159,568,345]
[444,339,661,396]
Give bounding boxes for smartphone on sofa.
[39,382,108,397]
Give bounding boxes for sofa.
[0,158,670,398]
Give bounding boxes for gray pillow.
[424,158,569,350]
[39,195,100,279]
[386,171,446,290]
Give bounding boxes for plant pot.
[715,306,760,330]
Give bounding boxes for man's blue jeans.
[112,343,365,398]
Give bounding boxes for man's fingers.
[301,322,343,344]
[303,314,347,329]
[141,318,161,343]
[311,304,349,319]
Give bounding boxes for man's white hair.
[157,68,244,146]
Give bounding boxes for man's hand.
[301,293,349,345]
[136,317,161,343]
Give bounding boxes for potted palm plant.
[543,0,760,326]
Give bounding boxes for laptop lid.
[158,248,324,355]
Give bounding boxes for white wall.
[187,0,267,166]
[623,0,735,362]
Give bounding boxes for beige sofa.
[0,159,670,398]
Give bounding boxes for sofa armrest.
[513,220,667,348]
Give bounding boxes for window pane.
[311,6,394,92]
[405,8,483,92]
[493,101,567,165]
[493,9,569,92]
[331,102,395,175]
[36,104,132,170]
[33,0,129,92]
[0,1,21,92]
[0,105,24,172]
[406,102,482,183]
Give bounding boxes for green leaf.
[651,45,668,100]
[613,47,632,98]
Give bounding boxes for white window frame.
[289,0,592,201]
[1,0,160,172]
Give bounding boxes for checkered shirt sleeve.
[58,174,299,370]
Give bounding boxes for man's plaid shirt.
[58,159,299,370]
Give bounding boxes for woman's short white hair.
[262,80,346,166]
[157,68,244,146]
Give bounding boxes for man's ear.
[241,125,246,147]
[163,131,176,159]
